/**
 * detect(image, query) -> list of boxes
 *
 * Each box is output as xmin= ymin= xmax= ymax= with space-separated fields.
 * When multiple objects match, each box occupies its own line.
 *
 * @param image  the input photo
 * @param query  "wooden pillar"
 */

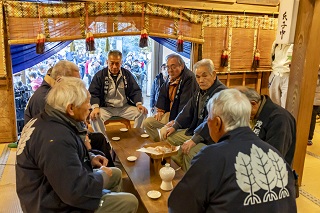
xmin=286 ymin=0 xmax=320 ymax=185
xmin=190 ymin=43 xmax=202 ymax=69
xmin=0 ymin=2 xmax=17 ymax=143
xmin=255 ymin=72 xmax=262 ymax=92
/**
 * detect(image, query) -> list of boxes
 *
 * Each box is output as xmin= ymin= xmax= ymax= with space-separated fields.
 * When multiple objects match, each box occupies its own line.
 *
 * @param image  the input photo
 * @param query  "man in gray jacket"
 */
xmin=162 ymin=59 xmax=226 ymax=170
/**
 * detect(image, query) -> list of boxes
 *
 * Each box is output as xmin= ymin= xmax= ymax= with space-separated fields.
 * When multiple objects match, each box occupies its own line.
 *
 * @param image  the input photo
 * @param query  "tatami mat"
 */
xmin=0 ymin=144 xmax=22 ymax=213
xmin=0 ymin=121 xmax=320 ymax=212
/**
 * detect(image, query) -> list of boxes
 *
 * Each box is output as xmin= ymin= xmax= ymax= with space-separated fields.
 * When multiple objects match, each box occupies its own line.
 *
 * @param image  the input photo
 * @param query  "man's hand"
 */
xmin=90 ymin=107 xmax=100 ymax=121
xmin=154 ymin=112 xmax=164 ymax=121
xmin=181 ymin=140 xmax=196 ymax=154
xmin=162 ymin=127 xmax=176 ymax=139
xmin=91 ymin=155 xmax=108 ymax=168
xmin=137 ymin=105 xmax=148 ymax=114
xmin=100 ymin=166 xmax=113 ymax=177
xmin=165 ymin=120 xmax=175 ymax=128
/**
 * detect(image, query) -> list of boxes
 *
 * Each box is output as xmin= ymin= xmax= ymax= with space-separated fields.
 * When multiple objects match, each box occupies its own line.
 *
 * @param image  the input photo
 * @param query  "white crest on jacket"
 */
xmin=235 ymin=144 xmax=289 ymax=206
xmin=16 ymin=118 xmax=37 ymax=156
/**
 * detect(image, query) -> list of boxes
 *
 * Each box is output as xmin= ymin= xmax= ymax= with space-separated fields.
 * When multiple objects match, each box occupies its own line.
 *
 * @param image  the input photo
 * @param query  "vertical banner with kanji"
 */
xmin=276 ymin=0 xmax=300 ymax=44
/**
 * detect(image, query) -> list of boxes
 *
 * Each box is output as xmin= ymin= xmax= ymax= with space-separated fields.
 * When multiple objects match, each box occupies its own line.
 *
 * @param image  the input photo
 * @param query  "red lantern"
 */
xmin=177 ymin=35 xmax=184 ymax=52
xmin=252 ymin=49 xmax=260 ymax=69
xmin=139 ymin=29 xmax=148 ymax=48
xmin=36 ymin=33 xmax=45 ymax=54
xmin=86 ymin=31 xmax=95 ymax=51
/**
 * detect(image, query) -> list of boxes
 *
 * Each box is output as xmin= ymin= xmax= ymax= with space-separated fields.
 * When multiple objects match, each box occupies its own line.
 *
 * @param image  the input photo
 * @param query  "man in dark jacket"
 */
xmin=162 ymin=59 xmax=227 ymax=170
xmin=150 ymin=63 xmax=168 ymax=113
xmin=24 ymin=61 xmax=79 ymax=124
xmin=238 ymin=87 xmax=296 ymax=166
xmin=143 ymin=54 xmax=198 ymax=141
xmin=168 ymin=89 xmax=297 ymax=213
xmin=89 ymin=50 xmax=148 ymax=134
xmin=23 ymin=61 xmax=114 ymax=166
xmin=16 ymin=77 xmax=138 ymax=213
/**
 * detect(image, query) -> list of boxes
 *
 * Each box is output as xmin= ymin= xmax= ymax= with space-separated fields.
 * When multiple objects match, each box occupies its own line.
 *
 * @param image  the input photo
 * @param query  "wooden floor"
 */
xmin=1 ymin=122 xmax=320 ymax=213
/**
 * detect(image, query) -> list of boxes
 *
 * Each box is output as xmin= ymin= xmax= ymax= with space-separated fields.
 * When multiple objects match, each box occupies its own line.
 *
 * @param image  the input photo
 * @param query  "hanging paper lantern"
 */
xmin=86 ymin=31 xmax=95 ymax=52
xmin=36 ymin=33 xmax=45 ymax=54
xmin=139 ymin=29 xmax=148 ymax=48
xmin=252 ymin=49 xmax=260 ymax=69
xmin=177 ymin=35 xmax=184 ymax=52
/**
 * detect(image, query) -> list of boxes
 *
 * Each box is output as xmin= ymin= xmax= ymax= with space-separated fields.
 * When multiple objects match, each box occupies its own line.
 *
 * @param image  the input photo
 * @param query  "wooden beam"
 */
xmin=77 ymin=0 xmax=279 ymax=14
xmin=287 ymin=0 xmax=320 ymax=185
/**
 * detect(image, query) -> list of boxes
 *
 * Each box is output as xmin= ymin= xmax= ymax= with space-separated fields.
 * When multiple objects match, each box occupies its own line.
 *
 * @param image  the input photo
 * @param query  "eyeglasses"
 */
xmin=166 ymin=64 xmax=179 ymax=70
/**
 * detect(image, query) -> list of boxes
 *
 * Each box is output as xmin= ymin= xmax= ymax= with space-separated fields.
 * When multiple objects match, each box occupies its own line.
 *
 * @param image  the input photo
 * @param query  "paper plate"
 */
xmin=141 ymin=133 xmax=149 ymax=138
xmin=127 ymin=156 xmax=137 ymax=162
xmin=111 ymin=137 xmax=120 ymax=141
xmin=147 ymin=190 xmax=161 ymax=199
xmin=120 ymin=128 xmax=128 ymax=132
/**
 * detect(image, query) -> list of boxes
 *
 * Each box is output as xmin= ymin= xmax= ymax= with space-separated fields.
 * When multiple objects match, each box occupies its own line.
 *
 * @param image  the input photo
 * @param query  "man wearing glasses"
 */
xmin=143 ymin=54 xmax=198 ymax=141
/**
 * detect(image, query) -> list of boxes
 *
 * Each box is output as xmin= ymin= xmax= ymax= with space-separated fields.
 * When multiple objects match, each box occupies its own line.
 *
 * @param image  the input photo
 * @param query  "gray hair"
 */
xmin=108 ymin=50 xmax=122 ymax=59
xmin=51 ymin=60 xmax=79 ymax=80
xmin=207 ymin=89 xmax=251 ymax=132
xmin=46 ymin=77 xmax=88 ymax=113
xmin=166 ymin=54 xmax=185 ymax=66
xmin=237 ymin=87 xmax=261 ymax=103
xmin=193 ymin=59 xmax=215 ymax=75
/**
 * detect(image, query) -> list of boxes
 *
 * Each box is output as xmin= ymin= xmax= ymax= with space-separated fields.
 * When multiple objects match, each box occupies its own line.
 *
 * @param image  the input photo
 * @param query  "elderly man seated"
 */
xmin=89 ymin=50 xmax=148 ymax=136
xmin=168 ymin=89 xmax=297 ymax=212
xmin=23 ymin=60 xmax=114 ymax=166
xmin=143 ymin=54 xmax=198 ymax=141
xmin=16 ymin=77 xmax=138 ymax=213
xmin=24 ymin=61 xmax=80 ymax=124
xmin=237 ymin=87 xmax=296 ymax=165
xmin=161 ymin=59 xmax=227 ymax=171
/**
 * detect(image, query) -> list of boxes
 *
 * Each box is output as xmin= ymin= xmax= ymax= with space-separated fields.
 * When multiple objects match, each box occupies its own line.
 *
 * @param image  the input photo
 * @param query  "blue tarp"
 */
xmin=10 ymin=37 xmax=191 ymax=74
xmin=11 ymin=41 xmax=72 ymax=74
xmin=151 ymin=36 xmax=191 ymax=59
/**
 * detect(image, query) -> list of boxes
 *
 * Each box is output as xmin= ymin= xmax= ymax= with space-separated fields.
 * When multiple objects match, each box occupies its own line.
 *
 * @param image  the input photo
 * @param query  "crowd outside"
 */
xmin=12 ymin=40 xmax=151 ymax=139
xmin=123 ymin=51 xmax=148 ymax=90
